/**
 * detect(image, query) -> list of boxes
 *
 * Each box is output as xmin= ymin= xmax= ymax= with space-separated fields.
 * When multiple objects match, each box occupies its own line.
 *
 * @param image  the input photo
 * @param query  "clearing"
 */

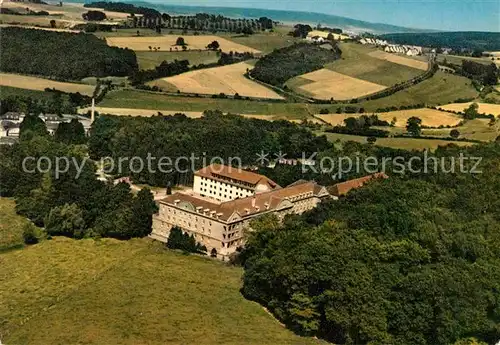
xmin=317 ymin=108 xmax=463 ymax=127
xmin=438 ymin=102 xmax=500 ymax=116
xmin=289 ymin=69 xmax=386 ymax=100
xmin=149 ymin=62 xmax=284 ymax=100
xmin=0 ymin=73 xmax=95 ymax=96
xmin=106 ymin=35 xmax=261 ymax=53
xmin=325 ymin=43 xmax=424 ymax=86
xmin=0 ymin=236 xmax=323 ymax=345
xmin=368 ymin=50 xmax=429 ymax=71
xmin=136 ymin=50 xmax=219 ymax=70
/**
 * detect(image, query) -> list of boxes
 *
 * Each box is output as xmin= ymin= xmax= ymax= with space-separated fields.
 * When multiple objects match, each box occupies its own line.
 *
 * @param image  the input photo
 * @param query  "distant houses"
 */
xmin=358 ymin=37 xmax=423 ymax=56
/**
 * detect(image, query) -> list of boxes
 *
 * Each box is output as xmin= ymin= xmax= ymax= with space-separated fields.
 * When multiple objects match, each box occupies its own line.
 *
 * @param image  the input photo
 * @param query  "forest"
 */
xmin=88 ymin=111 xmax=331 ymax=186
xmin=0 ymin=27 xmax=138 ymax=80
xmin=241 ymin=141 xmax=500 ymax=345
xmin=0 ymin=115 xmax=157 ymax=240
xmin=381 ymin=31 xmax=500 ymax=51
xmin=85 ymin=1 xmax=161 ymax=17
xmin=250 ymin=43 xmax=342 ymax=86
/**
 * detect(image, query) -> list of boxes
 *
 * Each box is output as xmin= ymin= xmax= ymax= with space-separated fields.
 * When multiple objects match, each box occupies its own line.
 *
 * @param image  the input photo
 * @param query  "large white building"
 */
xmin=193 ymin=163 xmax=280 ymax=202
xmin=152 ymin=165 xmax=332 ymax=260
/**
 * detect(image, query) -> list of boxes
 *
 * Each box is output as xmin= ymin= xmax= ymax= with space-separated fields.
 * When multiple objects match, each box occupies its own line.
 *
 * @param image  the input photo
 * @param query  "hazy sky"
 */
xmin=150 ymin=0 xmax=500 ymax=31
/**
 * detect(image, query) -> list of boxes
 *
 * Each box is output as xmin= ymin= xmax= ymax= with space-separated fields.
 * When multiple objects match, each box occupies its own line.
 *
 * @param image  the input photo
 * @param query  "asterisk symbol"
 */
xmin=256 ymin=150 xmax=269 ymax=166
xmin=274 ymin=151 xmax=287 ymax=162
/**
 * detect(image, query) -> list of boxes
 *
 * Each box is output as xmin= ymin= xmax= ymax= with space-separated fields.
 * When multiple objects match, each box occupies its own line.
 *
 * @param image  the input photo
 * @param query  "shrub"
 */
xmin=23 ymin=223 xmax=39 ymax=245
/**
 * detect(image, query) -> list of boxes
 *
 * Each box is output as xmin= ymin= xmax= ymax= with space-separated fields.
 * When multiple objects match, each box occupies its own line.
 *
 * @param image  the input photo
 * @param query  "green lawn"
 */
xmin=136 ymin=50 xmax=220 ymax=70
xmin=325 ymin=43 xmax=424 ymax=86
xmin=0 ymin=198 xmax=29 ymax=251
xmin=0 ymin=237 xmax=324 ymax=345
xmin=321 ymin=132 xmax=475 ymax=151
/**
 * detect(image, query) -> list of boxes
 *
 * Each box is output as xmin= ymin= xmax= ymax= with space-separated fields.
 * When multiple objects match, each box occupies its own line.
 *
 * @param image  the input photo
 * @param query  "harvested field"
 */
xmin=307 ymin=30 xmax=350 ymax=40
xmin=292 ymin=69 xmax=386 ymax=100
xmin=150 ymin=62 xmax=284 ymax=99
xmin=438 ymin=102 xmax=500 ymax=116
xmin=317 ymin=108 xmax=462 ymax=127
xmin=0 ymin=73 xmax=95 ymax=96
xmin=369 ymin=50 xmax=428 ymax=71
xmin=106 ymin=35 xmax=261 ymax=53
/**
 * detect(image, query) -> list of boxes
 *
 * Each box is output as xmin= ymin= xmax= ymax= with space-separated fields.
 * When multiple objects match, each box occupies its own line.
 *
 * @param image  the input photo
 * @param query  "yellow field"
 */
xmin=295 ymin=69 xmax=386 ymax=100
xmin=0 ymin=73 xmax=95 ymax=95
xmin=106 ymin=35 xmax=261 ymax=53
xmin=317 ymin=108 xmax=463 ymax=127
xmin=438 ymin=102 xmax=500 ymax=116
xmin=150 ymin=62 xmax=284 ymax=99
xmin=0 ymin=23 xmax=80 ymax=33
xmin=307 ymin=30 xmax=350 ymax=40
xmin=369 ymin=50 xmax=428 ymax=71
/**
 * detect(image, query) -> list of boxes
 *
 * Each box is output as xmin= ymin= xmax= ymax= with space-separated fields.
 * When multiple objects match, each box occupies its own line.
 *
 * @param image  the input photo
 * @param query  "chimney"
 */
xmin=90 ymin=98 xmax=95 ymax=124
xmin=166 ymin=181 xmax=172 ymax=195
xmin=251 ymin=195 xmax=256 ymax=208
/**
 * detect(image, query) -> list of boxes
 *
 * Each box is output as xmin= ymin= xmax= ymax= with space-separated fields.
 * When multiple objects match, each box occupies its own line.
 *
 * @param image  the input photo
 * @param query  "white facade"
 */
xmin=193 ymin=175 xmax=254 ymax=202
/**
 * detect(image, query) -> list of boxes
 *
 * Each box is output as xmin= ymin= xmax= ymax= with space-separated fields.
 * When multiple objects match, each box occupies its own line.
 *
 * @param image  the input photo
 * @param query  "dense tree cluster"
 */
xmin=461 ymin=61 xmax=499 ymax=86
xmin=82 ymin=10 xmax=106 ymax=21
xmin=0 ymin=91 xmax=90 ymax=116
xmin=381 ymin=32 xmax=500 ymax=52
xmin=84 ymin=1 xmax=161 ymax=17
xmin=88 ymin=111 xmax=330 ymax=186
xmin=326 ymin=115 xmax=391 ymax=137
xmin=167 ymin=227 xmax=207 ymax=254
xmin=242 ymin=142 xmax=500 ymax=345
xmin=289 ymin=24 xmax=313 ymax=38
xmin=0 ymin=116 xmax=158 ymax=239
xmin=1 ymin=27 xmax=138 ymax=80
xmin=250 ymin=43 xmax=342 ymax=86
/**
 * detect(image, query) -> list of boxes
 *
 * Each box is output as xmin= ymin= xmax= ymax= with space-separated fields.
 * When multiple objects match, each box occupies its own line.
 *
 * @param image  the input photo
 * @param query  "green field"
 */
xmin=437 ymin=53 xmax=498 ymax=66
xmin=360 ymin=71 xmax=478 ymax=109
xmin=0 ymin=198 xmax=29 ymax=251
xmin=136 ymin=50 xmax=220 ymax=70
xmin=98 ymin=89 xmax=314 ymax=118
xmin=222 ymin=33 xmax=300 ymax=54
xmin=0 ymin=236 xmax=324 ymax=345
xmin=94 ymin=28 xmax=163 ymax=37
xmin=325 ymin=43 xmax=424 ymax=86
xmin=320 ymin=132 xmax=475 ymax=150
xmin=0 ymin=85 xmax=55 ymax=100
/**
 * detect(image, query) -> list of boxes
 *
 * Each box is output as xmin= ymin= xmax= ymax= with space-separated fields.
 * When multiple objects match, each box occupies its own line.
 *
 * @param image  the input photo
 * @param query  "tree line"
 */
xmin=241 ymin=141 xmax=500 ymax=345
xmin=1 ymin=27 xmax=138 ymax=81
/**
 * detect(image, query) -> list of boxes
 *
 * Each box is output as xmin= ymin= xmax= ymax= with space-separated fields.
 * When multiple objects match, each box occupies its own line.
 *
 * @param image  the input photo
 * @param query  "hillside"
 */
xmin=1 ymin=237 xmax=324 ymax=345
xmin=0 ymin=27 xmax=138 ymax=80
xmin=381 ymin=31 xmax=500 ymax=51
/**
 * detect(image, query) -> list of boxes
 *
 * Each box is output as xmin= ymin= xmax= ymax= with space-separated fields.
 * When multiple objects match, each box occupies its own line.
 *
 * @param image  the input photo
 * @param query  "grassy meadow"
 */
xmin=0 ymin=198 xmax=29 ymax=251
xmin=0 ymin=235 xmax=324 ymax=345
xmin=325 ymin=43 xmax=424 ymax=86
xmin=136 ymin=50 xmax=220 ymax=70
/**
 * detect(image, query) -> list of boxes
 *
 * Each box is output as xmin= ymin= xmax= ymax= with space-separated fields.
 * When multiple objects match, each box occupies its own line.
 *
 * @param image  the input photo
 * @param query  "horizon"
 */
xmin=143 ymin=0 xmax=500 ymax=32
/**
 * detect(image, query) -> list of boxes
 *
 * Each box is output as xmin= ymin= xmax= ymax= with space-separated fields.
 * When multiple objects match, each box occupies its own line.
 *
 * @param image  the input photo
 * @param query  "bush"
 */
xmin=23 ymin=223 xmax=39 ymax=245
xmin=167 ymin=227 xmax=207 ymax=254
xmin=319 ymin=108 xmax=330 ymax=114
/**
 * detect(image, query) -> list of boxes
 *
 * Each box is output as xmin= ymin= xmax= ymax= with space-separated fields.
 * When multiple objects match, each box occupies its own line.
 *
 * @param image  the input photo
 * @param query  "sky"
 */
xmin=149 ymin=0 xmax=500 ymax=31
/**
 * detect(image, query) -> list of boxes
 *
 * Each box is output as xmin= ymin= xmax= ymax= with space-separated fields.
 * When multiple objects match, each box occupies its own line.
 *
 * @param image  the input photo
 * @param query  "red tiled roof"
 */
xmin=328 ymin=173 xmax=388 ymax=197
xmin=159 ymin=180 xmax=329 ymax=222
xmin=194 ymin=164 xmax=280 ymax=189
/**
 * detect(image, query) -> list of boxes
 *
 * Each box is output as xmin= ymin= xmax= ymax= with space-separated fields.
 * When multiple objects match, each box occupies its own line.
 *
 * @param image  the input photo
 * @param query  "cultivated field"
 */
xmin=150 ymin=62 xmax=284 ymax=99
xmin=106 ymin=35 xmax=261 ymax=53
xmin=368 ymin=50 xmax=429 ymax=71
xmin=290 ymin=69 xmax=386 ymax=100
xmin=317 ymin=108 xmax=463 ymax=127
xmin=0 ymin=73 xmax=95 ymax=96
xmin=136 ymin=50 xmax=219 ymax=69
xmin=79 ymin=106 xmax=205 ymax=118
xmin=325 ymin=43 xmax=424 ymax=86
xmin=438 ymin=102 xmax=500 ymax=116
xmin=0 ymin=236 xmax=324 ymax=345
